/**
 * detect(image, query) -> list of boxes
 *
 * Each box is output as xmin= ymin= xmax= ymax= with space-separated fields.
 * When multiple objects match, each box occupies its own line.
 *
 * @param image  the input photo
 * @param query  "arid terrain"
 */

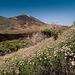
xmin=0 ymin=14 xmax=67 ymax=42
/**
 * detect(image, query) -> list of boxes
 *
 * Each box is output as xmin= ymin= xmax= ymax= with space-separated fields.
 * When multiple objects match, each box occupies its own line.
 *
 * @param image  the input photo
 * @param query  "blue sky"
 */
xmin=0 ymin=0 xmax=75 ymax=26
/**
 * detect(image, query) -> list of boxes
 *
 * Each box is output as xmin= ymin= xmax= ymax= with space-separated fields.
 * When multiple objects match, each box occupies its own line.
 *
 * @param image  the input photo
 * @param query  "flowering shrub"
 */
xmin=0 ymin=29 xmax=75 ymax=75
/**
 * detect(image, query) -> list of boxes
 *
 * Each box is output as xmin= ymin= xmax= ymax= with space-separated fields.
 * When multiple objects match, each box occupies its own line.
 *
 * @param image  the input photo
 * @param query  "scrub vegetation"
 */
xmin=0 ymin=25 xmax=75 ymax=75
xmin=0 ymin=39 xmax=30 ymax=56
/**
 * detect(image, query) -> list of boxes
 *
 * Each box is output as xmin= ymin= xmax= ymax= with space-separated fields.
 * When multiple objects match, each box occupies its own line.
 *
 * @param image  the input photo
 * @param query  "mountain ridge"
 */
xmin=0 ymin=14 xmax=68 ymax=35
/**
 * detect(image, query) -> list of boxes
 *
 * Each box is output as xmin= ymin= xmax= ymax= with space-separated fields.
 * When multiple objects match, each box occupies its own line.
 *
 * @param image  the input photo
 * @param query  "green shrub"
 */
xmin=40 ymin=28 xmax=58 ymax=40
xmin=40 ymin=28 xmax=52 ymax=37
xmin=73 ymin=21 xmax=75 ymax=25
xmin=0 ymin=39 xmax=30 ymax=55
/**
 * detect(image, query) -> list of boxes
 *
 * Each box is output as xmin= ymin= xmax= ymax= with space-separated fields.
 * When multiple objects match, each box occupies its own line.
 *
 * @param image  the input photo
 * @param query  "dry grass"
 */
xmin=0 ymin=25 xmax=47 ymax=34
xmin=0 ymin=24 xmax=67 ymax=34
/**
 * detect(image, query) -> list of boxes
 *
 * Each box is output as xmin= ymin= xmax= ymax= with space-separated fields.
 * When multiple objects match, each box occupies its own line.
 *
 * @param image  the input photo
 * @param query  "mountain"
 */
xmin=0 ymin=14 xmax=68 ymax=34
xmin=13 ymin=14 xmax=45 ymax=28
xmin=0 ymin=14 xmax=46 ymax=34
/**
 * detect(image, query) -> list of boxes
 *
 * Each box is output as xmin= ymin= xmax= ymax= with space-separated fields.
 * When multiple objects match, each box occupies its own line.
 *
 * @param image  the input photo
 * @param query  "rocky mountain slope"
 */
xmin=0 ymin=14 xmax=68 ymax=34
xmin=0 ymin=14 xmax=68 ymax=42
xmin=0 ymin=14 xmax=46 ymax=34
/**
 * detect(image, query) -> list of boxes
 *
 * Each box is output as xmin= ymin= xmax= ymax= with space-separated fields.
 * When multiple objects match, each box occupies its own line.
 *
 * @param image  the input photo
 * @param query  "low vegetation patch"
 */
xmin=0 ymin=29 xmax=75 ymax=75
xmin=40 ymin=28 xmax=58 ymax=40
xmin=0 ymin=39 xmax=30 ymax=56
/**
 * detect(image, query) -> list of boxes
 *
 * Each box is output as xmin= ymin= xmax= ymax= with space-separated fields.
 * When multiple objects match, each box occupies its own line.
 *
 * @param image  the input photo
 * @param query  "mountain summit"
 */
xmin=13 ymin=14 xmax=45 ymax=25
xmin=20 ymin=13 xmax=26 ymax=16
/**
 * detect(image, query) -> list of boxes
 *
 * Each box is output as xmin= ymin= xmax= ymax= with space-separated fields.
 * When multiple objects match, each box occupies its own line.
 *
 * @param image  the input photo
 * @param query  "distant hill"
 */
xmin=0 ymin=16 xmax=19 ymax=33
xmin=0 ymin=14 xmax=68 ymax=35
xmin=13 ymin=14 xmax=45 ymax=28
xmin=0 ymin=14 xmax=46 ymax=34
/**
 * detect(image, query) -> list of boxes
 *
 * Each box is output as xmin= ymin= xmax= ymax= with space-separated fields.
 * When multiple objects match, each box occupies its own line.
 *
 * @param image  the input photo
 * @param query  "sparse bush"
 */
xmin=73 ymin=21 xmax=75 ymax=25
xmin=40 ymin=28 xmax=52 ymax=37
xmin=40 ymin=28 xmax=58 ymax=40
